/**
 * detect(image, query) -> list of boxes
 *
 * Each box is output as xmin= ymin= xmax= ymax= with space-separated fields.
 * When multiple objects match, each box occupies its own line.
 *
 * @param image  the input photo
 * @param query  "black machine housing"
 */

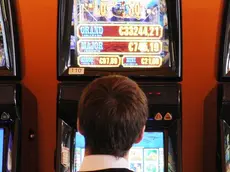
xmin=217 ymin=0 xmax=230 ymax=81
xmin=57 ymin=0 xmax=183 ymax=81
xmin=0 ymin=84 xmax=38 ymax=172
xmin=0 ymin=0 xmax=20 ymax=80
xmin=56 ymin=0 xmax=183 ymax=171
xmin=0 ymin=1 xmax=38 ymax=171
xmin=56 ymin=83 xmax=182 ymax=172
xmin=0 ymin=84 xmax=21 ymax=171
xmin=216 ymin=0 xmax=230 ymax=171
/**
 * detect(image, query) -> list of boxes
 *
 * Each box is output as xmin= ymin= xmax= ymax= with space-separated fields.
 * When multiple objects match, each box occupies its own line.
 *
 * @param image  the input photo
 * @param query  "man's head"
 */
xmin=77 ymin=75 xmax=148 ymax=157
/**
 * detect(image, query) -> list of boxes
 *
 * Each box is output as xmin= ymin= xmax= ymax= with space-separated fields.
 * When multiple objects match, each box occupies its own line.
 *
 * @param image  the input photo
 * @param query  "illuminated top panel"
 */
xmin=0 ymin=18 xmax=7 ymax=68
xmin=73 ymin=0 xmax=168 ymax=68
xmin=218 ymin=0 xmax=230 ymax=81
xmin=58 ymin=0 xmax=182 ymax=81
xmin=0 ymin=1 xmax=20 ymax=80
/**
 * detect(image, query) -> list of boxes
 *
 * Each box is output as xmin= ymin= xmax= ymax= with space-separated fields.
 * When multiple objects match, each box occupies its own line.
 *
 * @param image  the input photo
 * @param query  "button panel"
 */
xmin=164 ymin=113 xmax=172 ymax=120
xmin=154 ymin=113 xmax=163 ymax=120
xmin=153 ymin=112 xmax=173 ymax=121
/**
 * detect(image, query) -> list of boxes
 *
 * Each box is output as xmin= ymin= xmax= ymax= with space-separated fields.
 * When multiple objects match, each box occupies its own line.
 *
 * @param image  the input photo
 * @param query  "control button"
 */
xmin=28 ymin=129 xmax=35 ymax=140
xmin=148 ymin=92 xmax=161 ymax=96
xmin=148 ymin=92 xmax=153 ymax=95
xmin=155 ymin=92 xmax=161 ymax=96
xmin=164 ymin=113 xmax=172 ymax=121
xmin=154 ymin=113 xmax=163 ymax=120
xmin=1 ymin=112 xmax=10 ymax=120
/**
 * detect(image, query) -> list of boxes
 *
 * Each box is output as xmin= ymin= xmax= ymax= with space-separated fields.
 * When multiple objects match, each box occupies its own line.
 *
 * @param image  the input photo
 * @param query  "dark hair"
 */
xmin=78 ymin=75 xmax=148 ymax=157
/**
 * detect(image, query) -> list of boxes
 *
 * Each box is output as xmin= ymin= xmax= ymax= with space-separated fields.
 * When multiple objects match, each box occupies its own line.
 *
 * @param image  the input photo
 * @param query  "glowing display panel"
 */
xmin=0 ymin=7 xmax=8 ymax=68
xmin=0 ymin=128 xmax=4 ymax=172
xmin=74 ymin=132 xmax=164 ymax=172
xmin=223 ymin=121 xmax=230 ymax=172
xmin=71 ymin=0 xmax=169 ymax=69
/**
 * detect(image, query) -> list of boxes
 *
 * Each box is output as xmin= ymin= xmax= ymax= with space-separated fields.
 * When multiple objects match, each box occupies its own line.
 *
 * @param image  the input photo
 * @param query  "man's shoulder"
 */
xmin=79 ymin=168 xmax=133 ymax=172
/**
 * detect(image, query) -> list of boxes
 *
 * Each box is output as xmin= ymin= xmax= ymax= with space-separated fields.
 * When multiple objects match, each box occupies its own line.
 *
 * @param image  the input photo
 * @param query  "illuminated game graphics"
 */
xmin=0 ymin=6 xmax=6 ymax=68
xmin=71 ymin=0 xmax=169 ymax=69
xmin=7 ymin=133 xmax=12 ymax=172
xmin=74 ymin=132 xmax=164 ymax=172
xmin=168 ymin=137 xmax=176 ymax=172
xmin=0 ymin=129 xmax=4 ymax=172
xmin=223 ymin=121 xmax=230 ymax=172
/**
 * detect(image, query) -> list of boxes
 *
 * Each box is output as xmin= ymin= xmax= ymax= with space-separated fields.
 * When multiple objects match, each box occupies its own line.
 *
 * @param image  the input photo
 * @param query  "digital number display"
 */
xmin=77 ymin=40 xmax=162 ymax=54
xmin=122 ymin=56 xmax=162 ymax=68
xmin=77 ymin=24 xmax=163 ymax=39
xmin=78 ymin=55 xmax=120 ymax=67
xmin=71 ymin=0 xmax=169 ymax=69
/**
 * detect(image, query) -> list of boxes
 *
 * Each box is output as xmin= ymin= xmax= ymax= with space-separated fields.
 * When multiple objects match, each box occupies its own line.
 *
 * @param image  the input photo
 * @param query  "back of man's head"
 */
xmin=77 ymin=75 xmax=148 ymax=157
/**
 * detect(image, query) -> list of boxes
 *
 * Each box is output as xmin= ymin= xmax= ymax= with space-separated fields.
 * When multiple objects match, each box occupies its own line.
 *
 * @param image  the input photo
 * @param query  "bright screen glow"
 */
xmin=223 ymin=121 xmax=230 ymax=172
xmin=74 ymin=132 xmax=164 ymax=172
xmin=70 ymin=0 xmax=170 ymax=69
xmin=0 ymin=128 xmax=4 ymax=172
xmin=0 ymin=6 xmax=8 ymax=68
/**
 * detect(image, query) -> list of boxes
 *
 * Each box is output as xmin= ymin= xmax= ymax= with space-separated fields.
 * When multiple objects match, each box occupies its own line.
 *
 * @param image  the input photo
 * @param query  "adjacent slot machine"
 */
xmin=217 ymin=0 xmax=230 ymax=172
xmin=56 ymin=0 xmax=182 ymax=172
xmin=0 ymin=1 xmax=37 ymax=171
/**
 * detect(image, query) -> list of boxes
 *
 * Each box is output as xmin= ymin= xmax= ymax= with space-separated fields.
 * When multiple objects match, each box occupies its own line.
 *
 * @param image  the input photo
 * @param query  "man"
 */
xmin=77 ymin=75 xmax=149 ymax=172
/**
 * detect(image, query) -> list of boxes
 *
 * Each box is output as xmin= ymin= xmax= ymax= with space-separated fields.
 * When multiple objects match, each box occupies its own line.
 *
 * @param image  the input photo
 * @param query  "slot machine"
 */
xmin=56 ymin=0 xmax=182 ymax=172
xmin=0 ymin=1 xmax=38 ymax=171
xmin=217 ymin=0 xmax=230 ymax=172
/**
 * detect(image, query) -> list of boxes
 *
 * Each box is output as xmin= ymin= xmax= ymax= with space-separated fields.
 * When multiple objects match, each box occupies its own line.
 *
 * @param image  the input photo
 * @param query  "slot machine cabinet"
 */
xmin=57 ymin=0 xmax=182 ymax=81
xmin=0 ymin=84 xmax=38 ymax=172
xmin=0 ymin=84 xmax=21 ymax=171
xmin=218 ymin=0 xmax=230 ymax=82
xmin=217 ymin=0 xmax=230 ymax=171
xmin=56 ymin=0 xmax=182 ymax=171
xmin=0 ymin=0 xmax=38 ymax=171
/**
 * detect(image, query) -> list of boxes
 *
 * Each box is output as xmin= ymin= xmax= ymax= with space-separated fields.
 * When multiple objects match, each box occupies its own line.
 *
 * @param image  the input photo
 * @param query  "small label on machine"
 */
xmin=68 ymin=67 xmax=85 ymax=75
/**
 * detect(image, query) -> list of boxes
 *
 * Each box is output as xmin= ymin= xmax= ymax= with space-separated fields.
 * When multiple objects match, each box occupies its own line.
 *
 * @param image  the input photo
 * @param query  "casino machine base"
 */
xmin=0 ymin=84 xmax=38 ymax=172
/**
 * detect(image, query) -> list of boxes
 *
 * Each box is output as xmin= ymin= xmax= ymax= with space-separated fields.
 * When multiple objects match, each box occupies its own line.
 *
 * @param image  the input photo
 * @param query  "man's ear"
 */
xmin=135 ymin=126 xmax=145 ymax=144
xmin=77 ymin=119 xmax=84 ymax=135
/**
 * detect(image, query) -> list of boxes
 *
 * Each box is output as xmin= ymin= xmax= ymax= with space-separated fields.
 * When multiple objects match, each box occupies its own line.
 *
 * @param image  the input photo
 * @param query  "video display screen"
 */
xmin=223 ymin=121 xmax=230 ymax=172
xmin=60 ymin=121 xmax=72 ymax=171
xmin=7 ymin=133 xmax=12 ymax=172
xmin=70 ymin=0 xmax=169 ymax=69
xmin=0 ymin=128 xmax=4 ymax=172
xmin=168 ymin=137 xmax=176 ymax=172
xmin=74 ymin=132 xmax=164 ymax=172
xmin=0 ymin=6 xmax=8 ymax=68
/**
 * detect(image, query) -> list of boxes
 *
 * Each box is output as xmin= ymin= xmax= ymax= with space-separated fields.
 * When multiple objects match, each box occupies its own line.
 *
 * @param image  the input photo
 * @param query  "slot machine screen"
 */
xmin=59 ymin=121 xmax=72 ymax=171
xmin=223 ymin=121 xmax=230 ymax=172
xmin=59 ymin=0 xmax=182 ymax=79
xmin=0 ymin=128 xmax=4 ymax=172
xmin=74 ymin=132 xmax=164 ymax=172
xmin=168 ymin=137 xmax=176 ymax=172
xmin=0 ymin=6 xmax=8 ymax=69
